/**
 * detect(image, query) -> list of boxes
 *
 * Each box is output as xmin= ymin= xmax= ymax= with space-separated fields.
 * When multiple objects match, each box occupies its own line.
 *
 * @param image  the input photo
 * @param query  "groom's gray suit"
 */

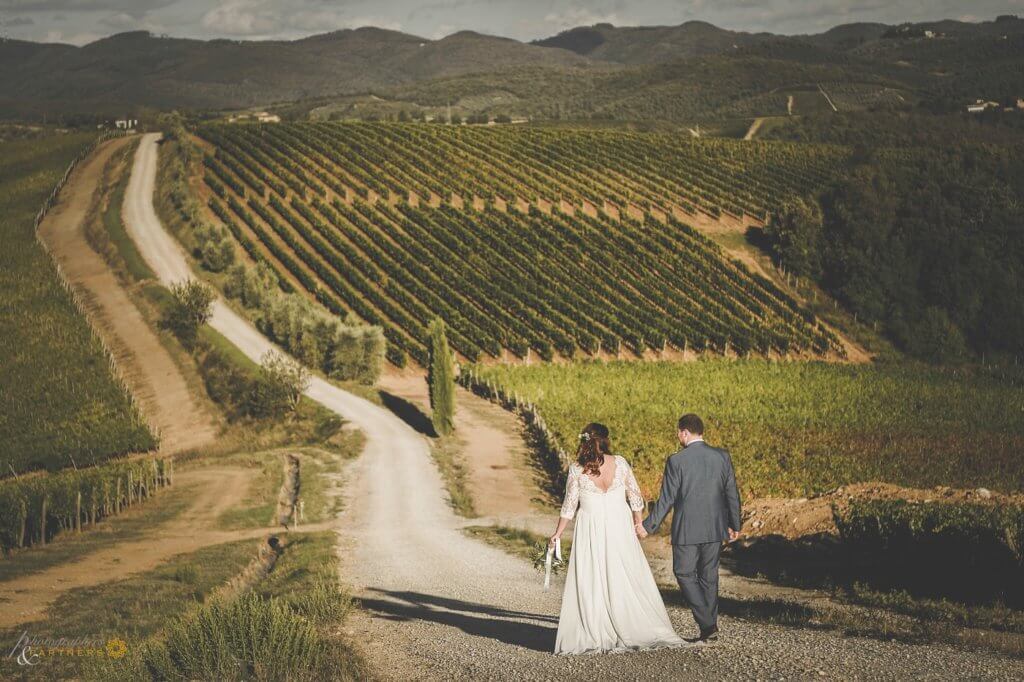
xmin=642 ymin=439 xmax=741 ymax=634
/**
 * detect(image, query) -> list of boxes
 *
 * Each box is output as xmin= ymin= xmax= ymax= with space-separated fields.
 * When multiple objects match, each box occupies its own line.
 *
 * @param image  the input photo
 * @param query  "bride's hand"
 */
xmin=548 ymin=534 xmax=560 ymax=547
xmin=635 ymin=523 xmax=648 ymax=539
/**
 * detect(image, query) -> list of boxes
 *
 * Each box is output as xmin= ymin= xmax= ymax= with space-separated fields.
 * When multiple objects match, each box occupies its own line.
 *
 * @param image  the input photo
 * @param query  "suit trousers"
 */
xmin=672 ymin=541 xmax=722 ymax=632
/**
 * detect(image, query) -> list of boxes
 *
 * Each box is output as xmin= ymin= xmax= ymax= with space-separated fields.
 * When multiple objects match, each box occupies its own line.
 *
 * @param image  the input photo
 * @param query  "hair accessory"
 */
xmin=578 ymin=432 xmax=591 ymax=441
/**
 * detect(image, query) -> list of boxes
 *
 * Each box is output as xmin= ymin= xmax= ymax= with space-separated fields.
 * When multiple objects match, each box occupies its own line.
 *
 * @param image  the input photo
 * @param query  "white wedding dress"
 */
xmin=554 ymin=455 xmax=684 ymax=654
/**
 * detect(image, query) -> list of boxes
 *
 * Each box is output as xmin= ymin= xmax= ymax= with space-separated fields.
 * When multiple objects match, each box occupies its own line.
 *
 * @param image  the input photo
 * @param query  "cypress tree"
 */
xmin=427 ymin=318 xmax=455 ymax=436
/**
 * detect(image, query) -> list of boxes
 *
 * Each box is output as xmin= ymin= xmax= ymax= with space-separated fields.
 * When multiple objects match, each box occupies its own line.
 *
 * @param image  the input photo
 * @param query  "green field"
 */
xmin=0 ymin=133 xmax=156 ymax=477
xmin=472 ymin=360 xmax=1024 ymax=498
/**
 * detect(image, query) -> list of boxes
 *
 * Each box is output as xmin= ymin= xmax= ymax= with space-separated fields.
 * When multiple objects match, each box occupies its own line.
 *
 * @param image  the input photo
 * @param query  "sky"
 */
xmin=0 ymin=0 xmax=1021 ymax=46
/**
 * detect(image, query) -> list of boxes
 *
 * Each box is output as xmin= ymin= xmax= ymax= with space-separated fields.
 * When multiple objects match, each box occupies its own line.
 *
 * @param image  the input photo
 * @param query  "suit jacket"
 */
xmin=642 ymin=440 xmax=741 ymax=545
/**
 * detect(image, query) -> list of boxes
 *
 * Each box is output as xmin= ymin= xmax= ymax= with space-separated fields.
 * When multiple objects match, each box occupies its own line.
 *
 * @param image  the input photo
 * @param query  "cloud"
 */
xmin=0 ymin=14 xmax=33 ymax=25
xmin=0 ymin=0 xmax=176 ymax=16
xmin=201 ymin=0 xmax=276 ymax=35
xmin=543 ymin=5 xmax=622 ymax=31
xmin=200 ymin=0 xmax=401 ymax=38
xmin=42 ymin=27 xmax=101 ymax=43
xmin=4 ymin=0 xmax=1024 ymax=45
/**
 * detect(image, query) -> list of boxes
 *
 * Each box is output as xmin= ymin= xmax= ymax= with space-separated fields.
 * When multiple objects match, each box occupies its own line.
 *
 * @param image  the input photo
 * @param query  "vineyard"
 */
xmin=0 ymin=456 xmax=173 ymax=553
xmin=0 ymin=133 xmax=156 ymax=478
xmin=195 ymin=122 xmax=846 ymax=366
xmin=465 ymin=361 xmax=1024 ymax=498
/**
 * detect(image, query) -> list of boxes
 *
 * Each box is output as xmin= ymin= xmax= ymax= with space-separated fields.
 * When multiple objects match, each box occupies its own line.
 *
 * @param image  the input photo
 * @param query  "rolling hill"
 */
xmin=1 ymin=16 xmax=1022 ymax=120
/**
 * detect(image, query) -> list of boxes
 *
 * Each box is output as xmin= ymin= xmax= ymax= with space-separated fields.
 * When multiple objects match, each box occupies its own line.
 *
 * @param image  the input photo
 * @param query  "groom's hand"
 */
xmin=727 ymin=528 xmax=740 ymax=543
xmin=635 ymin=523 xmax=648 ymax=539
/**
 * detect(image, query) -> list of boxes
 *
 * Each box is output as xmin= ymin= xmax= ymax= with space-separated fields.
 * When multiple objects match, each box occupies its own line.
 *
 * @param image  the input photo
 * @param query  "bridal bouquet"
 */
xmin=535 ymin=539 xmax=566 ymax=589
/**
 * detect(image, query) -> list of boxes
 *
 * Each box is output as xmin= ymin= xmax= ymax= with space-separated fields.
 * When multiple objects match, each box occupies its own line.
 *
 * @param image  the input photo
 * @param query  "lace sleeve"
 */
xmin=622 ymin=457 xmax=646 ymax=512
xmin=560 ymin=466 xmax=581 ymax=519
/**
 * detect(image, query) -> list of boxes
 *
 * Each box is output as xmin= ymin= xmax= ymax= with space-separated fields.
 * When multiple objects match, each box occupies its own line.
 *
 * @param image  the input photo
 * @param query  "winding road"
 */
xmin=122 ymin=133 xmax=1023 ymax=680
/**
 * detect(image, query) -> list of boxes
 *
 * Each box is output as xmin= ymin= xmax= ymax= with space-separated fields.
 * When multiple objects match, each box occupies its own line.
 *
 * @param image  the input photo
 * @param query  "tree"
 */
xmin=162 ymin=280 xmax=214 ymax=348
xmin=764 ymin=196 xmax=823 ymax=280
xmin=258 ymin=351 xmax=310 ymax=415
xmin=899 ymin=307 xmax=969 ymax=364
xmin=427 ymin=318 xmax=455 ymax=436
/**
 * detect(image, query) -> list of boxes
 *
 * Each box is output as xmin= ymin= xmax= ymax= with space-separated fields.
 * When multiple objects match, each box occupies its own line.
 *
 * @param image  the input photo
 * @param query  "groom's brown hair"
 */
xmin=677 ymin=413 xmax=704 ymax=435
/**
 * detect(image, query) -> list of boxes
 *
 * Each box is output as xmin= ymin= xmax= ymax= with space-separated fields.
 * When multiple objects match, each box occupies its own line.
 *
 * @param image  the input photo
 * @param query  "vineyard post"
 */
xmin=90 ymin=488 xmax=97 ymax=525
xmin=128 ymin=470 xmax=134 ymax=506
xmin=40 ymin=496 xmax=48 ymax=546
xmin=115 ymin=478 xmax=121 ymax=514
xmin=18 ymin=500 xmax=26 ymax=549
xmin=76 ymin=491 xmax=82 ymax=533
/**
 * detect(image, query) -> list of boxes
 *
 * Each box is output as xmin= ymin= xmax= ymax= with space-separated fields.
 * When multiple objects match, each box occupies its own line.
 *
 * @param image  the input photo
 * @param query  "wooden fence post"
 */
xmin=18 ymin=500 xmax=26 ymax=549
xmin=40 ymin=497 xmax=48 ymax=546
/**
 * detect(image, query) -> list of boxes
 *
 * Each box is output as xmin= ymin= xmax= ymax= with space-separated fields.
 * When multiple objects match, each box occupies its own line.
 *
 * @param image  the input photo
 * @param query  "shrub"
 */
xmin=194 ymin=223 xmax=236 ymax=272
xmin=130 ymin=594 xmax=344 ymax=681
xmin=259 ymin=351 xmax=310 ymax=415
xmin=162 ymin=279 xmax=215 ymax=348
xmin=834 ymin=499 xmax=1024 ymax=606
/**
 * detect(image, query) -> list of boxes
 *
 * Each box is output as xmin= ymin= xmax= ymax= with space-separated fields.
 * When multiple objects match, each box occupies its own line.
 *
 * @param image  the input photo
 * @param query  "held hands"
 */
xmin=634 ymin=523 xmax=648 ymax=539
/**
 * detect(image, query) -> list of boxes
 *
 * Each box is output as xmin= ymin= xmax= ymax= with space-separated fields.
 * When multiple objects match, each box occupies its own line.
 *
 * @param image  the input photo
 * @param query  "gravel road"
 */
xmin=124 ymin=133 xmax=1024 ymax=681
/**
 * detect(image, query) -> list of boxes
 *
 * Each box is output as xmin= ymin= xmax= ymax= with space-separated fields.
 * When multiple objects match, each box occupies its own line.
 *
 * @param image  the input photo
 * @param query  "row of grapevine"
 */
xmin=196 ymin=122 xmax=843 ymax=365
xmin=0 ymin=456 xmax=173 ymax=552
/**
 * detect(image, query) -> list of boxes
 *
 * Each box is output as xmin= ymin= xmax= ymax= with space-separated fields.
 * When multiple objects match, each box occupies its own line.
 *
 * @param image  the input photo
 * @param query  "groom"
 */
xmin=637 ymin=413 xmax=741 ymax=642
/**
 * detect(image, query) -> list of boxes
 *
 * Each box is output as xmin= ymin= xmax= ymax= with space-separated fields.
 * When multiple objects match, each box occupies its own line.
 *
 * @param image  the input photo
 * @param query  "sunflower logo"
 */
xmin=105 ymin=638 xmax=128 ymax=659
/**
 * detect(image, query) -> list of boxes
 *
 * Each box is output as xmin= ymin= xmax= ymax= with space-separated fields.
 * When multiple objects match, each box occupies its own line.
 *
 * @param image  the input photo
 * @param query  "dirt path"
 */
xmin=380 ymin=371 xmax=544 ymax=520
xmin=0 ymin=467 xmax=264 ymax=627
xmin=38 ymin=137 xmax=217 ymax=454
xmin=743 ymin=117 xmax=765 ymax=140
xmin=122 ymin=133 xmax=1022 ymax=679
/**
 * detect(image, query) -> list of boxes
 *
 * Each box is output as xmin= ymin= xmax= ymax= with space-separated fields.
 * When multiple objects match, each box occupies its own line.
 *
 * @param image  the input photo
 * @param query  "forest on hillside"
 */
xmin=762 ymin=112 xmax=1024 ymax=362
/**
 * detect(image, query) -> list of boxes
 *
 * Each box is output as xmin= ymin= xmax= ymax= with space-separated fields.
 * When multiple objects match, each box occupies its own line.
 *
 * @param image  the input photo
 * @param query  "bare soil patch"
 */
xmin=0 ymin=466 xmax=261 ymax=627
xmin=379 ymin=370 xmax=544 ymax=520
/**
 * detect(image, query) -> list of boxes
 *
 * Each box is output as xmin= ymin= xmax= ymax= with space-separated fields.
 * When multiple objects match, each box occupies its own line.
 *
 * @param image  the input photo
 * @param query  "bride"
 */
xmin=549 ymin=423 xmax=684 ymax=654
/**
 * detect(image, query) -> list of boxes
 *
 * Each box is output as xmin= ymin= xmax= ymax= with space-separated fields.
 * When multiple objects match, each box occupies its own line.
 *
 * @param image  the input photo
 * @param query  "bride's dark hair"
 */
xmin=576 ymin=422 xmax=611 ymax=476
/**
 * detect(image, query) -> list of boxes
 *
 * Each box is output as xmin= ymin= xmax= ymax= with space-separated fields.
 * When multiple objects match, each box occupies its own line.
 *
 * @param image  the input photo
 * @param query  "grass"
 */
xmin=472 ymin=359 xmax=1024 ymax=498
xmin=95 ymin=531 xmax=366 ymax=681
xmin=214 ymin=444 xmax=357 ymax=530
xmin=100 ymin=143 xmax=154 ymax=282
xmin=0 ymin=538 xmax=258 ymax=680
xmin=719 ymin=590 xmax=1024 ymax=658
xmin=464 ymin=524 xmax=572 ymax=567
xmin=0 ymin=133 xmax=156 ymax=477
xmin=431 ymin=434 xmax=477 ymax=518
xmin=139 ymin=283 xmax=357 ymax=458
xmin=0 ymin=479 xmax=197 ymax=584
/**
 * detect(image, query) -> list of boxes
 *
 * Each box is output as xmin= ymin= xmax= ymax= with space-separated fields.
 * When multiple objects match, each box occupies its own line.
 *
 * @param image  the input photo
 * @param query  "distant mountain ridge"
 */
xmin=0 ymin=15 xmax=1020 ymax=117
